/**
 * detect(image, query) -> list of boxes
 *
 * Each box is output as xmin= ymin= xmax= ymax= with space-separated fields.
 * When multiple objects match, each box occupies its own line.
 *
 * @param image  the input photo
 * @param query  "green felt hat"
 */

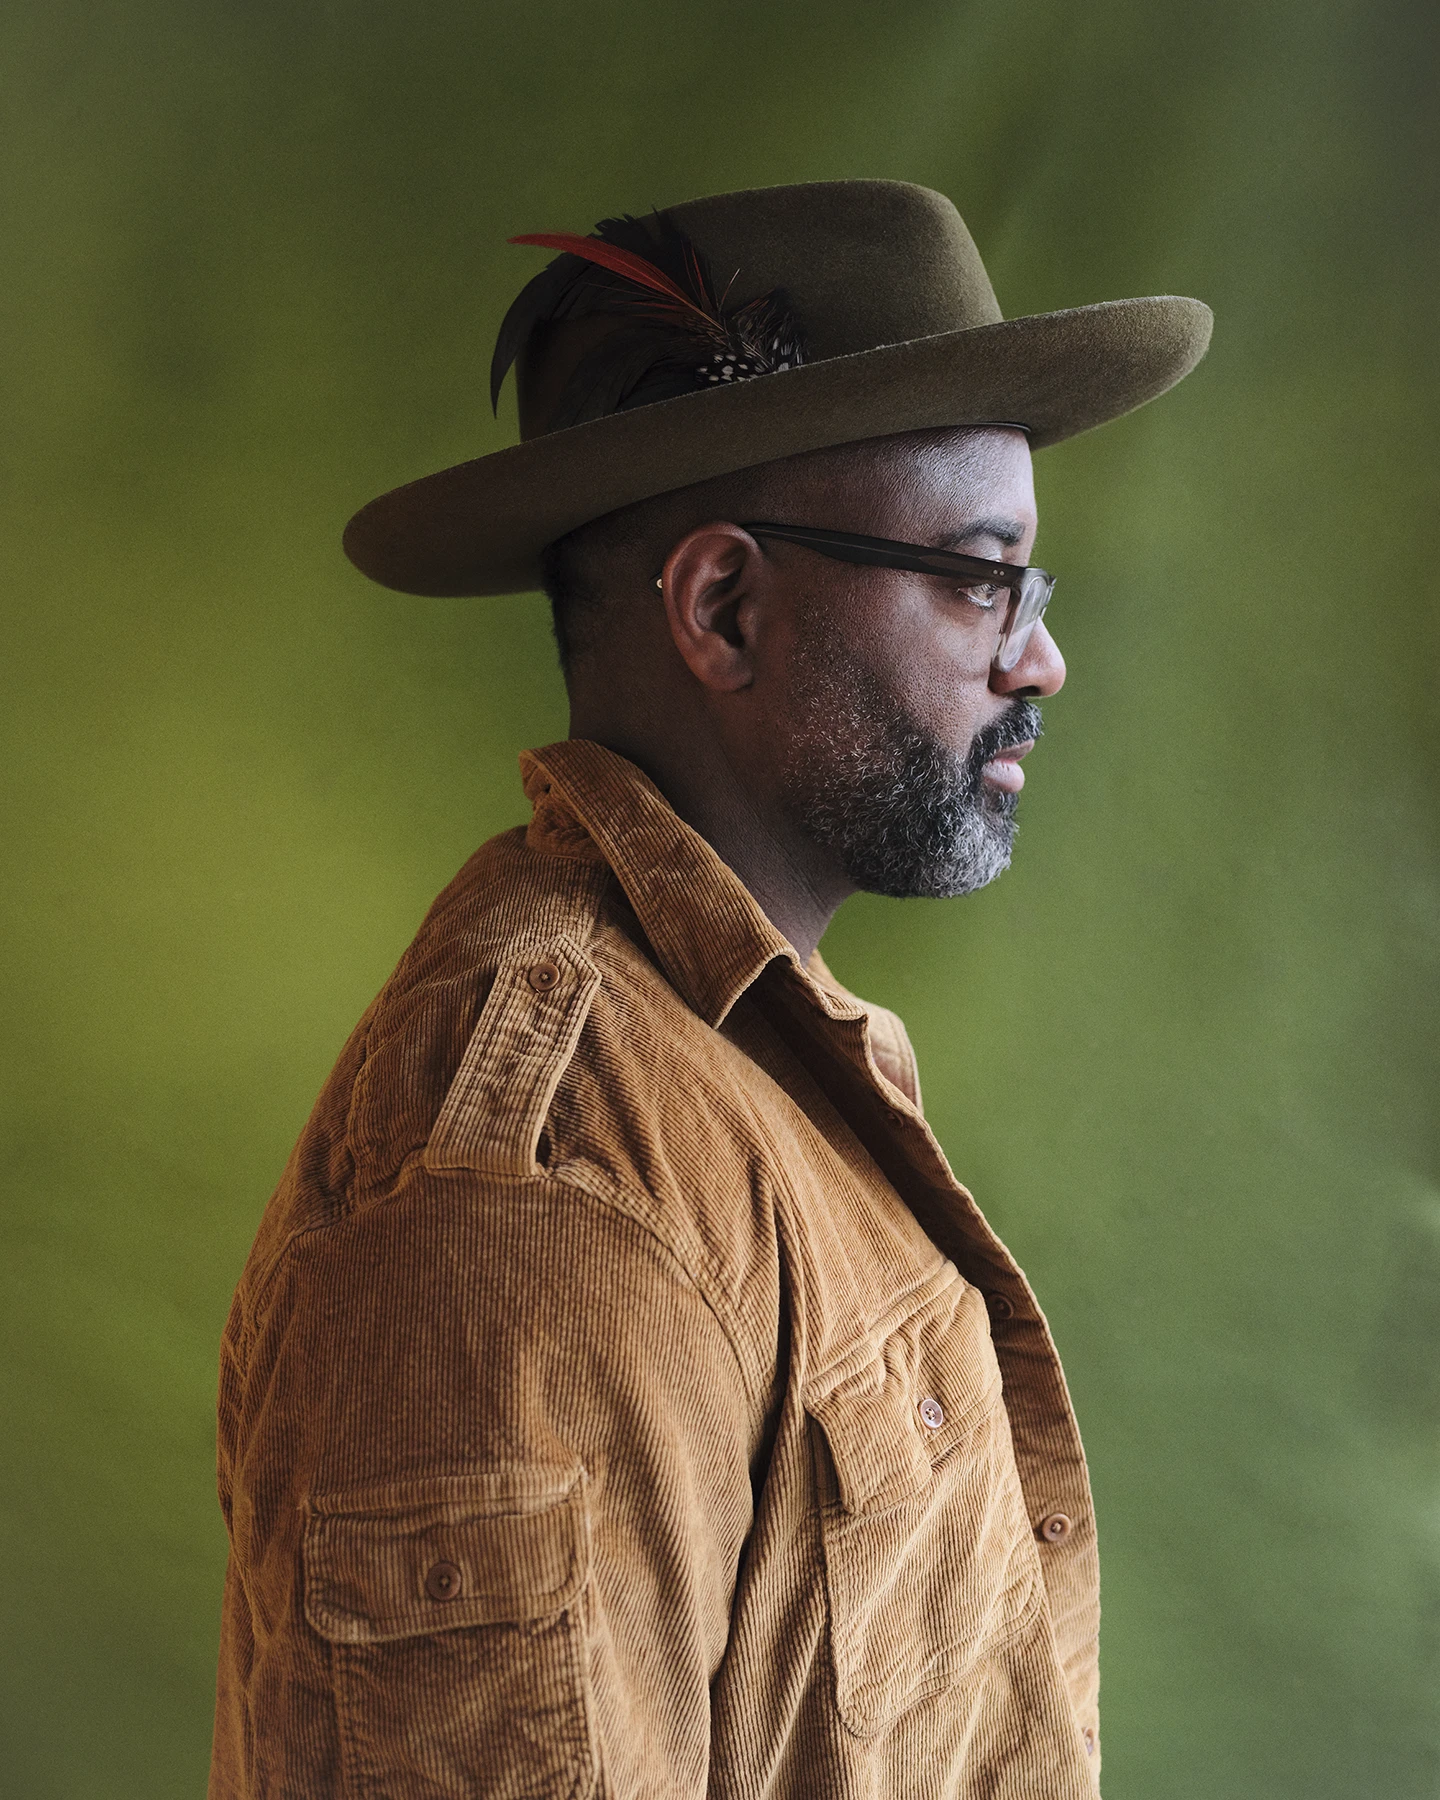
xmin=343 ymin=179 xmax=1212 ymax=597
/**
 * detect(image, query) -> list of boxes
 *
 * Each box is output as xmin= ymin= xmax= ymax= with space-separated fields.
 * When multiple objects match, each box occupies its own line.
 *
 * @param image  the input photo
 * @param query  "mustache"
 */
xmin=965 ymin=700 xmax=1044 ymax=777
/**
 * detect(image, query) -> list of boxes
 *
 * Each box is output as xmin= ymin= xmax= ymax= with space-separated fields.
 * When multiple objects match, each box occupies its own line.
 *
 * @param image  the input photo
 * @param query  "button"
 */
xmin=984 ymin=1291 xmax=1015 ymax=1320
xmin=1037 ymin=1512 xmax=1073 ymax=1544
xmin=1083 ymin=1726 xmax=1096 ymax=1756
xmin=918 ymin=1396 xmax=945 ymax=1430
xmin=527 ymin=960 xmax=562 ymax=993
xmin=424 ymin=1560 xmax=463 ymax=1601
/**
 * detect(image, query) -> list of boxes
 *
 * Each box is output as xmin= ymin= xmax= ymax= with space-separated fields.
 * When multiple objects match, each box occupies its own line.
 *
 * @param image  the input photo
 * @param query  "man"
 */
xmin=210 ymin=180 xmax=1209 ymax=1798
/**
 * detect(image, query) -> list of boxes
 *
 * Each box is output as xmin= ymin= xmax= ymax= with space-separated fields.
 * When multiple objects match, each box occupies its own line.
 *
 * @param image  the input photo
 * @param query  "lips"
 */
xmin=980 ymin=739 xmax=1033 ymax=794
xmin=966 ymin=701 xmax=1043 ymax=797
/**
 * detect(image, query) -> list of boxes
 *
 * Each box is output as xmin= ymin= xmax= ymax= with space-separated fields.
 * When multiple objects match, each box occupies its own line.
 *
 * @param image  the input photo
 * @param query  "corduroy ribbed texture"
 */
xmin=210 ymin=740 xmax=1102 ymax=1798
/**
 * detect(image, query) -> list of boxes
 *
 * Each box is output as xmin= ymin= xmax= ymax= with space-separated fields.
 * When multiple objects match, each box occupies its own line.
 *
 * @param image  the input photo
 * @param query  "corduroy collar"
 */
xmin=520 ymin=739 xmax=863 ymax=1031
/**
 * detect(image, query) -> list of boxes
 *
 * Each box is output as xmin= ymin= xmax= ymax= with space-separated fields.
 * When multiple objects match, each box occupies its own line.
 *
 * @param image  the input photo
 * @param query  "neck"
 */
xmin=566 ymin=711 xmax=852 ymax=966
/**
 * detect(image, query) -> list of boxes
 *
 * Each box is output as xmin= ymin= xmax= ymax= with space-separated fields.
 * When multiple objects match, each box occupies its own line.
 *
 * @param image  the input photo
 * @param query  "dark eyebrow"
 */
xmin=934 ymin=516 xmax=1028 ymax=551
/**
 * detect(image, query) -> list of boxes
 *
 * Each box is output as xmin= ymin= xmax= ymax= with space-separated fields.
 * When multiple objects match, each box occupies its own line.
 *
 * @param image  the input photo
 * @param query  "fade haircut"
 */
xmin=539 ymin=465 xmax=788 ymax=672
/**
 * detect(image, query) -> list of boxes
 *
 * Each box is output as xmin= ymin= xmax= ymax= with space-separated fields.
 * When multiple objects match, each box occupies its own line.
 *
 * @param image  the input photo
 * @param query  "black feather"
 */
xmin=488 ymin=254 xmax=583 ymax=412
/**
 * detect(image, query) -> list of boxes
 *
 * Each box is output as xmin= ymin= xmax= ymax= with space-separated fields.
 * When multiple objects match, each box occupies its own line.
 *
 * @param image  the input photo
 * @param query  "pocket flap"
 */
xmin=807 ymin=1271 xmax=1002 ymax=1514
xmin=303 ymin=1467 xmax=587 ymax=1644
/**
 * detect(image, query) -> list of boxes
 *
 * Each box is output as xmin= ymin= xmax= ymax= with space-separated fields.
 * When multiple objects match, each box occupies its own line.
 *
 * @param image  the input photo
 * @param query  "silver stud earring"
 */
xmin=655 ymin=577 xmax=663 ymax=590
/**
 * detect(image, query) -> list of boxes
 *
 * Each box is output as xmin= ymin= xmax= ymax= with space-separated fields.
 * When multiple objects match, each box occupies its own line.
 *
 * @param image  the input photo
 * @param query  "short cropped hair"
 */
xmin=538 ymin=467 xmax=788 ymax=672
xmin=540 ymin=514 xmax=633 ymax=672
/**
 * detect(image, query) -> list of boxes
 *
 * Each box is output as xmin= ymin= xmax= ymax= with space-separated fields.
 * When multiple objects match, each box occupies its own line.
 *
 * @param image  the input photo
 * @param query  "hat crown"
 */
xmin=666 ymin=181 xmax=1002 ymax=358
xmin=516 ymin=181 xmax=1001 ymax=439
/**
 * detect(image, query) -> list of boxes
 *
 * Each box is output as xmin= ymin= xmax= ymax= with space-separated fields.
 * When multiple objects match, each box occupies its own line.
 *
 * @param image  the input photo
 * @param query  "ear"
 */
xmin=658 ymin=523 xmax=770 ymax=693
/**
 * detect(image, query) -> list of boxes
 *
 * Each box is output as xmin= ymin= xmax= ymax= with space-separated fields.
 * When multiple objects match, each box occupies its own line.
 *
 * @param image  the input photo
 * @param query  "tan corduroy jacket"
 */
xmin=211 ymin=739 xmax=1102 ymax=1799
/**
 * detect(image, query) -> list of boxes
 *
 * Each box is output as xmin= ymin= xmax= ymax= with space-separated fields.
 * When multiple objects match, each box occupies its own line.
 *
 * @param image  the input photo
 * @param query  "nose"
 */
xmin=992 ymin=619 xmax=1065 ymax=698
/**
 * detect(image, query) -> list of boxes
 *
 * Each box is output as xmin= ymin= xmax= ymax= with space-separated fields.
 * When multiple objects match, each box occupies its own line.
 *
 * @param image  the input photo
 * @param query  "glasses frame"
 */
xmin=740 ymin=521 xmax=1055 ymax=674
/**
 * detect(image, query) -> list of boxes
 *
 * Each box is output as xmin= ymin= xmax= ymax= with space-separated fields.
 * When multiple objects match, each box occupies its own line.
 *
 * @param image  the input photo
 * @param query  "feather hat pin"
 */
xmin=489 ymin=210 xmax=809 ymax=431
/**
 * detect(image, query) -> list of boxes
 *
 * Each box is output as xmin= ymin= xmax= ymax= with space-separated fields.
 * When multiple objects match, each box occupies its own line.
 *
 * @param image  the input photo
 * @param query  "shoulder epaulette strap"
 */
xmin=424 ymin=935 xmax=601 ymax=1177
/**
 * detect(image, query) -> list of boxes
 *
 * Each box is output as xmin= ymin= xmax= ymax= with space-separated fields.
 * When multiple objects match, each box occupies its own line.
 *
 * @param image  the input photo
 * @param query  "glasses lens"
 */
xmin=993 ymin=572 xmax=1053 ymax=673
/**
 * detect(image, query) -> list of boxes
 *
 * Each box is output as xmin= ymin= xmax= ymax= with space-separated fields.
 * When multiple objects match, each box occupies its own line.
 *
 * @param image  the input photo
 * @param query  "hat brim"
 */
xmin=343 ymin=294 xmax=1211 ymax=597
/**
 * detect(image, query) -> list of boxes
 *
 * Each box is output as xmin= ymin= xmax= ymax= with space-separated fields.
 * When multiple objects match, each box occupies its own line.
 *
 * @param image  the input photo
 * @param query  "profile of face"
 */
xmin=566 ymin=425 xmax=1066 ymax=917
xmin=748 ymin=429 xmax=1066 ymax=898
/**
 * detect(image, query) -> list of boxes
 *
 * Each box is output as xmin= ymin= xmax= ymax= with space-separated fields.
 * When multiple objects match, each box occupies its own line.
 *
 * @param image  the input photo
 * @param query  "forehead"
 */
xmin=818 ymin=426 xmax=1036 ymax=540
xmin=891 ymin=427 xmax=1034 ymax=522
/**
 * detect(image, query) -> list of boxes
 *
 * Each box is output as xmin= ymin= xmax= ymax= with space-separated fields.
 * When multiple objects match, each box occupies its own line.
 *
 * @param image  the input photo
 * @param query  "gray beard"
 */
xmin=778 ymin=645 xmax=1044 ymax=901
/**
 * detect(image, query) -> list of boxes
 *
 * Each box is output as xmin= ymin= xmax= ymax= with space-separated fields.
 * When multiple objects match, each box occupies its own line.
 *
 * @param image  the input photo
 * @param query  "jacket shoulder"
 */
xmin=247 ymin=827 xmax=613 ymax=1262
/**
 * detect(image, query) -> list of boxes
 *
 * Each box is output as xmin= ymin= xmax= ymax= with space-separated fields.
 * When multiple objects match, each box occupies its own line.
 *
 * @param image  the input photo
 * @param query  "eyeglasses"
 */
xmin=741 ymin=522 xmax=1056 ymax=674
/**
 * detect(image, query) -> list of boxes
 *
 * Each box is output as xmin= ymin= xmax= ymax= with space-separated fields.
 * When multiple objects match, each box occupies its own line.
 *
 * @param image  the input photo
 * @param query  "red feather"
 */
xmin=507 ymin=232 xmax=713 ymax=326
xmin=492 ymin=214 xmax=808 ymax=424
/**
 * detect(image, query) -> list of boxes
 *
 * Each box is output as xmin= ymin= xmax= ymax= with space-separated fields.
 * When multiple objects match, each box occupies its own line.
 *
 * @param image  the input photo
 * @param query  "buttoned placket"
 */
xmin=771 ymin=962 xmax=1096 ymax=1584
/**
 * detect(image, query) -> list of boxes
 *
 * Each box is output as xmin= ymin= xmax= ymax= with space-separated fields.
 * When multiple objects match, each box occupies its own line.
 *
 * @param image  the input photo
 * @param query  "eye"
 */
xmin=955 ymin=581 xmax=1004 ymax=611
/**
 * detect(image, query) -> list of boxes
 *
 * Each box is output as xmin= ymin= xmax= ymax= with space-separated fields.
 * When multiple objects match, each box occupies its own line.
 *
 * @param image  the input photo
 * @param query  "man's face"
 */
xmin=755 ymin=429 xmax=1065 ymax=899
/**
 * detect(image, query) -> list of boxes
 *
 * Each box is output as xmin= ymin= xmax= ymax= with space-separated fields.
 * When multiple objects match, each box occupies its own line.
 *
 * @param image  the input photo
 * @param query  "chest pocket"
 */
xmin=806 ymin=1268 xmax=1042 ymax=1739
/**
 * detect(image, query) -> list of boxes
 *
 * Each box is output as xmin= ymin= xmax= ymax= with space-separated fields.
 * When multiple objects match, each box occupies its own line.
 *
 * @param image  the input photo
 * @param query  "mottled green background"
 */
xmin=3 ymin=0 xmax=1437 ymax=1794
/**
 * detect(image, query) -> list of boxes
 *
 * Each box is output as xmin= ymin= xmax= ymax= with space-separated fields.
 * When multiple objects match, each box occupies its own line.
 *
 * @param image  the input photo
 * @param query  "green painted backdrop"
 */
xmin=4 ymin=1 xmax=1436 ymax=1794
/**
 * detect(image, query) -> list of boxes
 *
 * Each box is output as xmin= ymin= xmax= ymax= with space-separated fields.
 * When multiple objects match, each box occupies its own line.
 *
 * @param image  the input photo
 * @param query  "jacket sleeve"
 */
xmin=210 ymin=1170 xmax=765 ymax=1800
